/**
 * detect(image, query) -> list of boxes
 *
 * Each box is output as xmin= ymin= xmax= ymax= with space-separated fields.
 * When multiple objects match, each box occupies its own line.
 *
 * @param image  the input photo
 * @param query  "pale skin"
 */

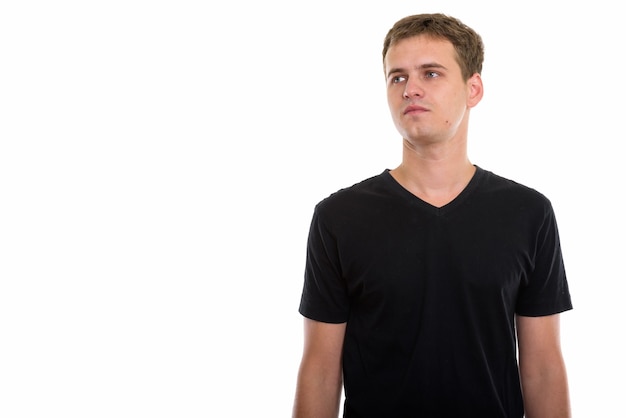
xmin=292 ymin=35 xmax=570 ymax=418
xmin=292 ymin=320 xmax=346 ymax=418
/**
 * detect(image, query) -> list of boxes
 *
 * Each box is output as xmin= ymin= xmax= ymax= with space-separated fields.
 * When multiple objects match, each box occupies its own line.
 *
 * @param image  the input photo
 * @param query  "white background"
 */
xmin=1 ymin=0 xmax=623 ymax=416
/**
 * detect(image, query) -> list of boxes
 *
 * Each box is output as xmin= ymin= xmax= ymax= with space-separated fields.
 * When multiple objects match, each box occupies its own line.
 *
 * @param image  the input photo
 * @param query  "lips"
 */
xmin=404 ymin=104 xmax=428 ymax=115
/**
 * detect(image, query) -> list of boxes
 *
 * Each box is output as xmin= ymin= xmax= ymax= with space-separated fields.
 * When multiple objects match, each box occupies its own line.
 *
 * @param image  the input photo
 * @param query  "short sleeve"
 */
xmin=298 ymin=208 xmax=350 ymax=323
xmin=515 ymin=201 xmax=573 ymax=316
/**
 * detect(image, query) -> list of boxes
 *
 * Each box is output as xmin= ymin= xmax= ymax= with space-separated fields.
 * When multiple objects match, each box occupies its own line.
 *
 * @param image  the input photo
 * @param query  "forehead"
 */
xmin=384 ymin=35 xmax=458 ymax=72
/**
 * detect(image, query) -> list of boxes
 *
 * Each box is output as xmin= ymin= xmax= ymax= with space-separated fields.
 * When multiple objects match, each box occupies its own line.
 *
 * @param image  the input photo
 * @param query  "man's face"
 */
xmin=384 ymin=35 xmax=480 ymax=146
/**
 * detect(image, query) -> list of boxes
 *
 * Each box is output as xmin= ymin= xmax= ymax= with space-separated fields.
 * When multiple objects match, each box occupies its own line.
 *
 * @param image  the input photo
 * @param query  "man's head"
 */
xmin=382 ymin=13 xmax=484 ymax=81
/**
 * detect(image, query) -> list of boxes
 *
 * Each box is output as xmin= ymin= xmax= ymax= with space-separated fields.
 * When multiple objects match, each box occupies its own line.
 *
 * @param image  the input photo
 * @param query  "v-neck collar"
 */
xmin=382 ymin=165 xmax=485 ymax=216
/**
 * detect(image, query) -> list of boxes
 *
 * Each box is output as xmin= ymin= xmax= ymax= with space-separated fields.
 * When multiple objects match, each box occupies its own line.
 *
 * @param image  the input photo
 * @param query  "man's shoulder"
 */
xmin=478 ymin=167 xmax=553 ymax=209
xmin=319 ymin=171 xmax=388 ymax=202
xmin=312 ymin=170 xmax=392 ymax=217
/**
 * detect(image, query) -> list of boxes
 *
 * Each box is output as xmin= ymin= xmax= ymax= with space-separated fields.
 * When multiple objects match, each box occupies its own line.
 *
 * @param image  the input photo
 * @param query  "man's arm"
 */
xmin=292 ymin=318 xmax=346 ymax=418
xmin=516 ymin=314 xmax=571 ymax=418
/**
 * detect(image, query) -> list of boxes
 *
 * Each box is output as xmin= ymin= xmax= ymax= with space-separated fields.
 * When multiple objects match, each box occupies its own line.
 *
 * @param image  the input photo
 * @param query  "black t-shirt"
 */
xmin=299 ymin=166 xmax=572 ymax=417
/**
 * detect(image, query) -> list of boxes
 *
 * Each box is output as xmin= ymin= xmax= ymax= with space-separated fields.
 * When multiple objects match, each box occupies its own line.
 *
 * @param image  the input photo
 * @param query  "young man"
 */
xmin=293 ymin=13 xmax=572 ymax=418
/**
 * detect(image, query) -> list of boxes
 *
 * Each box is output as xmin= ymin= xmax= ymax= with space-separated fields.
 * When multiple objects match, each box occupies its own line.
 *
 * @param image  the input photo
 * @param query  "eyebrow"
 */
xmin=386 ymin=62 xmax=448 ymax=78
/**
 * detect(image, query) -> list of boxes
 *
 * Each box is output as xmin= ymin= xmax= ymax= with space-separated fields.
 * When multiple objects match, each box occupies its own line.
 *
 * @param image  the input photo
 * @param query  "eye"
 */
xmin=391 ymin=75 xmax=406 ymax=84
xmin=425 ymin=71 xmax=439 ymax=79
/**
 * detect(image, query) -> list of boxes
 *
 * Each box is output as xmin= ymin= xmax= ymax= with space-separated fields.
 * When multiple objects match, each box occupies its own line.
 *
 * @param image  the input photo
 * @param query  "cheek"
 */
xmin=387 ymin=95 xmax=402 ymax=117
xmin=443 ymin=96 xmax=467 ymax=125
xmin=387 ymin=83 xmax=404 ymax=100
xmin=443 ymin=109 xmax=465 ymax=128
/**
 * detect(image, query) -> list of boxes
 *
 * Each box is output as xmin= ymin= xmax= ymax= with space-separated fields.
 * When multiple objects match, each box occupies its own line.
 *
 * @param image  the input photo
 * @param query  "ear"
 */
xmin=466 ymin=73 xmax=483 ymax=108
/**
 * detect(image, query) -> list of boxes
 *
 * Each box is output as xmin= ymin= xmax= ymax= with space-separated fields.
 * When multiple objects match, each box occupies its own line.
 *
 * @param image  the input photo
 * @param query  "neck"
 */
xmin=390 ymin=137 xmax=475 ymax=207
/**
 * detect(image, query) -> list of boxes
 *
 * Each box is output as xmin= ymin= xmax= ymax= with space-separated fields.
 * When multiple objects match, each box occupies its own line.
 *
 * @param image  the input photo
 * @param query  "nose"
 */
xmin=403 ymin=79 xmax=424 ymax=99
